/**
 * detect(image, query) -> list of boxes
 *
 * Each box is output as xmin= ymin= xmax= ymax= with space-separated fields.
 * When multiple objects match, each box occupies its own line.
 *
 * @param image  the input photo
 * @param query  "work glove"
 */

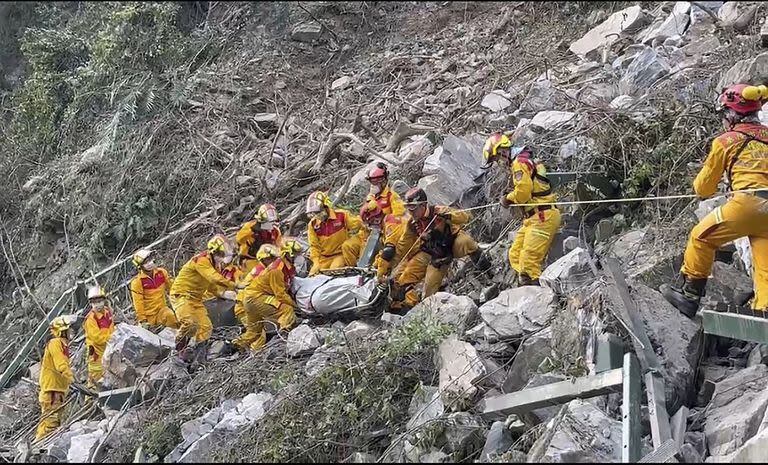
xmin=500 ymin=195 xmax=512 ymax=208
xmin=221 ymin=290 xmax=238 ymax=301
xmin=431 ymin=255 xmax=453 ymax=268
xmin=419 ymin=229 xmax=434 ymax=242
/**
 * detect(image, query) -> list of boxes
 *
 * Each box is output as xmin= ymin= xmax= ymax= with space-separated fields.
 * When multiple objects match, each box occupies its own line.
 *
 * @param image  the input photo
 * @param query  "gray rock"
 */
xmin=681 ymin=36 xmax=721 ymax=58
xmin=286 ymin=324 xmax=324 ymax=357
xmin=685 ymin=431 xmax=708 ymax=458
xmin=407 ymin=385 xmax=445 ymax=431
xmin=558 ymin=139 xmax=578 ymax=161
xmin=481 ymin=90 xmax=514 ymax=112
xmin=67 ymin=430 xmax=105 ymax=463
xmin=342 ymin=321 xmax=374 ymax=344
xmin=705 ymin=261 xmax=753 ymax=310
xmin=418 ymin=134 xmax=485 ymax=207
xmin=419 ymin=450 xmax=450 ymax=462
xmin=479 ymin=287 xmax=557 ymax=341
xmin=704 ymin=365 xmax=768 ymax=457
xmin=478 ymin=357 xmax=507 ymax=391
xmin=717 ymin=51 xmax=768 ymax=90
xmin=638 ymin=2 xmax=691 ymax=44
xmin=502 ymin=329 xmax=553 ymax=394
xmin=521 ymin=79 xmax=565 ymax=113
xmin=521 ymin=373 xmax=568 ymax=424
xmin=695 ymin=197 xmax=728 ymax=221
xmin=291 ymin=22 xmax=322 ymax=42
xmin=441 ymin=412 xmax=485 ymax=456
xmin=331 ymin=76 xmax=352 ymax=90
xmin=609 ymin=94 xmax=635 ymax=109
xmin=619 ymin=47 xmax=670 ymax=96
xmin=436 ymin=335 xmax=487 ymax=410
xmin=706 ymin=426 xmax=768 ymax=462
xmin=569 ymin=6 xmax=650 ymax=60
xmin=562 ymin=236 xmax=581 ymax=253
xmin=102 ymin=323 xmax=174 ymax=389
xmin=595 ymin=218 xmax=615 ymax=243
xmin=680 ymin=443 xmax=703 ymax=463
xmin=304 ymin=345 xmax=336 ymax=377
xmin=748 ymin=344 xmax=768 ymax=367
xmin=540 ymin=247 xmax=594 ymax=295
xmin=529 ymin=110 xmax=576 ymax=131
xmin=350 ymin=452 xmax=378 ymax=463
xmin=381 ymin=311 xmax=405 ymax=327
xmin=603 ymin=227 xmax=684 ymax=290
xmin=480 ymin=421 xmax=514 ymax=462
xmin=406 ymin=292 xmax=478 ymax=336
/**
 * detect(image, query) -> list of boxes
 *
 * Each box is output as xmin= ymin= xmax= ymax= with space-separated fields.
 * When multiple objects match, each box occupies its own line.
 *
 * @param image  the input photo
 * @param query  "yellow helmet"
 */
xmin=482 ymin=133 xmax=512 ymax=162
xmin=87 ymin=286 xmax=107 ymax=301
xmin=256 ymin=243 xmax=280 ymax=262
xmin=255 ymin=204 xmax=279 ymax=223
xmin=207 ymin=234 xmax=228 ymax=255
xmin=280 ymin=237 xmax=304 ymax=258
xmin=132 ymin=249 xmax=153 ymax=268
xmin=305 ymin=191 xmax=332 ymax=215
xmin=50 ymin=316 xmax=72 ymax=336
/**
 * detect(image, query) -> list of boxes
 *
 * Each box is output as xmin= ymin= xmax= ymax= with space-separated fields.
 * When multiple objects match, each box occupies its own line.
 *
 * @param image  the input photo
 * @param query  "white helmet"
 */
xmin=132 ymin=249 xmax=153 ymax=268
xmin=87 ymin=286 xmax=107 ymax=301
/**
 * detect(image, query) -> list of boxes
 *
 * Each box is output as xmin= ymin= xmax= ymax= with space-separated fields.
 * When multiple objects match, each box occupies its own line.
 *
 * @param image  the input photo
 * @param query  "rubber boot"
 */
xmin=518 ymin=273 xmax=540 ymax=287
xmin=660 ymin=276 xmax=707 ymax=319
xmin=220 ymin=340 xmax=239 ymax=357
xmin=470 ymin=250 xmax=492 ymax=273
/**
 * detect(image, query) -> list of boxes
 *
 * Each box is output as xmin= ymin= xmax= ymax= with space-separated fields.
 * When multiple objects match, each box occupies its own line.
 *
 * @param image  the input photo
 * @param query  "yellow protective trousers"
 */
xmin=394 ymin=231 xmax=478 ymax=307
xmin=508 ymin=208 xmax=562 ymax=280
xmin=310 ymin=253 xmax=349 ymax=275
xmin=143 ymin=306 xmax=179 ymax=329
xmin=341 ymin=234 xmax=364 ymax=267
xmin=682 ymin=193 xmax=768 ymax=310
xmin=234 ymin=296 xmax=295 ymax=352
xmin=86 ymin=350 xmax=104 ymax=389
xmin=170 ymin=295 xmax=213 ymax=343
xmin=36 ymin=391 xmax=65 ymax=440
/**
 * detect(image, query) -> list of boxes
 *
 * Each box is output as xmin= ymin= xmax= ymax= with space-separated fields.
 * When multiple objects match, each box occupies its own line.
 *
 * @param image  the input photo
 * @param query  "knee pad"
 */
xmin=380 ymin=245 xmax=396 ymax=262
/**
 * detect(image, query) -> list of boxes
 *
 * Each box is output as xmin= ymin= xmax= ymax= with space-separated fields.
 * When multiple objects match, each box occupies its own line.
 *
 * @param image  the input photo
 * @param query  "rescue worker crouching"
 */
xmin=235 ymin=203 xmax=282 ymax=275
xmin=36 ymin=316 xmax=75 ymax=441
xmin=83 ymin=286 xmax=115 ymax=389
xmin=170 ymin=235 xmax=238 ymax=358
xmin=484 ymin=133 xmax=562 ymax=286
xmin=390 ymin=187 xmax=489 ymax=311
xmin=661 ymin=84 xmax=768 ymax=319
xmin=129 ymin=249 xmax=179 ymax=330
xmin=305 ymin=191 xmax=363 ymax=275
xmin=233 ymin=238 xmax=303 ymax=353
xmin=357 ymin=200 xmax=407 ymax=279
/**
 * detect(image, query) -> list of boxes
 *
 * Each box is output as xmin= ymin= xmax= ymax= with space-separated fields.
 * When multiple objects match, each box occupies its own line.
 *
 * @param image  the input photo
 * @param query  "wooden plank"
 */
xmin=701 ymin=310 xmax=768 ymax=344
xmin=479 ymin=368 xmax=623 ymax=421
xmin=670 ymin=406 xmax=689 ymax=449
xmin=638 ymin=438 xmax=680 ymax=463
xmin=645 ymin=372 xmax=673 ymax=449
xmin=622 ymin=353 xmax=642 ymax=463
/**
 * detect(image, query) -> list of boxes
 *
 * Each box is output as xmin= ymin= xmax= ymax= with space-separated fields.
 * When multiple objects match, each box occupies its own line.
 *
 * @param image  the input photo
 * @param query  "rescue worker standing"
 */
xmin=390 ymin=187 xmax=489 ymax=310
xmin=234 ymin=238 xmax=303 ymax=352
xmin=305 ymin=191 xmax=363 ymax=274
xmin=170 ymin=235 xmax=238 ymax=353
xmin=83 ymin=286 xmax=115 ymax=389
xmin=36 ymin=316 xmax=75 ymax=440
xmin=661 ymin=84 xmax=768 ymax=318
xmin=484 ymin=133 xmax=562 ymax=286
xmin=129 ymin=249 xmax=178 ymax=329
xmin=235 ymin=204 xmax=282 ymax=274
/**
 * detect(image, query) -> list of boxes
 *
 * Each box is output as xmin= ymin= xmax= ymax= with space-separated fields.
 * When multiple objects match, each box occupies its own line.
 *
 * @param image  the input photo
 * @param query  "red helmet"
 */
xmin=718 ymin=84 xmax=768 ymax=115
xmin=359 ymin=200 xmax=384 ymax=225
xmin=366 ymin=162 xmax=389 ymax=183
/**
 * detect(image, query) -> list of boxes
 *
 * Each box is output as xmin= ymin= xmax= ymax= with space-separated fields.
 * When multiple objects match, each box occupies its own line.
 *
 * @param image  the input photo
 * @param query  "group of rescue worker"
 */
xmin=35 ymin=83 xmax=768 ymax=441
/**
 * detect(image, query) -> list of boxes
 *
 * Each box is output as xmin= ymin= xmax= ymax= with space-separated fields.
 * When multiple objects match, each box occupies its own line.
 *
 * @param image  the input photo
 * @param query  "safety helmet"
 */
xmin=256 ymin=243 xmax=280 ymax=262
xmin=207 ymin=234 xmax=228 ymax=255
xmin=306 ymin=191 xmax=332 ymax=215
xmin=365 ymin=162 xmax=389 ymax=183
xmin=50 ymin=316 xmax=72 ymax=337
xmin=280 ymin=237 xmax=304 ymax=258
xmin=132 ymin=249 xmax=154 ymax=268
xmin=87 ymin=286 xmax=107 ymax=301
xmin=483 ymin=133 xmax=512 ymax=163
xmin=718 ymin=84 xmax=768 ymax=115
xmin=255 ymin=204 xmax=279 ymax=223
xmin=403 ymin=187 xmax=428 ymax=206
xmin=360 ymin=200 xmax=384 ymax=224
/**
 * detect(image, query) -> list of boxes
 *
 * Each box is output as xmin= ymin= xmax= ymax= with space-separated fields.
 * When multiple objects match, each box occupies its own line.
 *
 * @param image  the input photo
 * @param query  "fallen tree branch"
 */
xmin=262 ymin=107 xmax=293 ymax=193
xmin=384 ymin=120 xmax=436 ymax=153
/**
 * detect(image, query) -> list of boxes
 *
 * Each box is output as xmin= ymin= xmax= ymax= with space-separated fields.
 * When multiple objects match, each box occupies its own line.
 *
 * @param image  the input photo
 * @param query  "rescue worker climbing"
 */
xmin=357 ymin=199 xmax=407 ymax=279
xmin=233 ymin=238 xmax=303 ymax=352
xmin=170 ymin=235 xmax=238 ymax=356
xmin=36 ymin=316 xmax=75 ymax=441
xmin=129 ymin=249 xmax=178 ymax=329
xmin=235 ymin=204 xmax=282 ymax=274
xmin=390 ymin=187 xmax=489 ymax=310
xmin=83 ymin=286 xmax=115 ymax=389
xmin=305 ymin=191 xmax=363 ymax=274
xmin=661 ymin=84 xmax=768 ymax=319
xmin=484 ymin=133 xmax=562 ymax=286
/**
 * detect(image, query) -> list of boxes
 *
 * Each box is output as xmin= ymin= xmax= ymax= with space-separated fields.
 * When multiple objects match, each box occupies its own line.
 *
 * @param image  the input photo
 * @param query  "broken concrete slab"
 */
xmin=436 ymin=335 xmax=487 ymax=411
xmin=569 ymin=6 xmax=650 ymax=60
xmin=540 ymin=247 xmax=594 ymax=295
xmin=97 ymin=386 xmax=143 ymax=410
xmin=479 ymin=287 xmax=557 ymax=341
xmin=405 ymin=292 xmax=478 ymax=336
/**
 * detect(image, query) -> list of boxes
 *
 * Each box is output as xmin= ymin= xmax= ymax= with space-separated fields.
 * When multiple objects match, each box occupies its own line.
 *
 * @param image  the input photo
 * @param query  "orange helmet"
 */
xmin=360 ymin=200 xmax=384 ymax=225
xmin=718 ymin=84 xmax=768 ymax=115
xmin=483 ymin=133 xmax=512 ymax=163
xmin=365 ymin=162 xmax=389 ymax=184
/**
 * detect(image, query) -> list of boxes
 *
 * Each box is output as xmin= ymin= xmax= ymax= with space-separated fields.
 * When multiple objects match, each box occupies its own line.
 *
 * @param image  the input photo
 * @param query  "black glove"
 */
xmin=431 ymin=255 xmax=453 ymax=268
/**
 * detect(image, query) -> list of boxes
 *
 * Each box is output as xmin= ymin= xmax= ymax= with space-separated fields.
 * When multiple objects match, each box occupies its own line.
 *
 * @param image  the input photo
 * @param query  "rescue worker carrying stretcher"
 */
xmin=129 ymin=249 xmax=178 ymax=330
xmin=36 ymin=316 xmax=75 ymax=440
xmin=170 ymin=235 xmax=238 ymax=357
xmin=661 ymin=84 xmax=768 ymax=319
xmin=484 ymin=133 xmax=562 ymax=286
xmin=389 ymin=187 xmax=489 ymax=310
xmin=83 ymin=286 xmax=115 ymax=389
xmin=235 ymin=203 xmax=282 ymax=274
xmin=305 ymin=191 xmax=363 ymax=275
xmin=233 ymin=238 xmax=303 ymax=352
xmin=356 ymin=199 xmax=406 ymax=278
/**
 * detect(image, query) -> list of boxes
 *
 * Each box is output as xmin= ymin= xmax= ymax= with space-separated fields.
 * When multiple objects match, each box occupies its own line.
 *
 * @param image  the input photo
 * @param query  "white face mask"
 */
xmin=142 ymin=260 xmax=157 ymax=271
xmin=91 ymin=299 xmax=107 ymax=311
xmin=370 ymin=184 xmax=382 ymax=195
xmin=260 ymin=221 xmax=275 ymax=231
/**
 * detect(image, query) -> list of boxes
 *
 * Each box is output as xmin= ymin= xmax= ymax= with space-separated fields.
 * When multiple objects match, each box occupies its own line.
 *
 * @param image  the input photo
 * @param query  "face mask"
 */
xmin=370 ymin=184 xmax=382 ymax=195
xmin=260 ymin=221 xmax=275 ymax=231
xmin=91 ymin=300 xmax=107 ymax=311
xmin=222 ymin=253 xmax=234 ymax=265
xmin=142 ymin=260 xmax=157 ymax=271
xmin=313 ymin=211 xmax=328 ymax=223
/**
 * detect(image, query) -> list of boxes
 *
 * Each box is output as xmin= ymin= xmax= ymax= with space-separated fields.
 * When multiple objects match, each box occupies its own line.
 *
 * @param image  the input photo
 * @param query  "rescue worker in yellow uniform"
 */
xmin=36 ymin=316 xmax=75 ymax=441
xmin=357 ymin=200 xmax=407 ymax=279
xmin=305 ymin=191 xmax=363 ymax=275
xmin=83 ymin=286 xmax=115 ymax=389
xmin=232 ymin=244 xmax=280 ymax=331
xmin=170 ymin=235 xmax=238 ymax=354
xmin=484 ymin=133 xmax=562 ymax=286
xmin=661 ymin=84 xmax=768 ymax=318
xmin=343 ymin=163 xmax=407 ymax=263
xmin=235 ymin=204 xmax=282 ymax=275
xmin=235 ymin=238 xmax=303 ymax=352
xmin=129 ymin=249 xmax=178 ymax=329
xmin=390 ymin=187 xmax=489 ymax=310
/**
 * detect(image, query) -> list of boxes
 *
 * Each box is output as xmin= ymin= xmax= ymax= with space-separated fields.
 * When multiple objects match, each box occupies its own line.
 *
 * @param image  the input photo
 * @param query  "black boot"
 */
xmin=470 ymin=250 xmax=492 ymax=273
xmin=660 ymin=276 xmax=707 ymax=319
xmin=518 ymin=273 xmax=540 ymax=287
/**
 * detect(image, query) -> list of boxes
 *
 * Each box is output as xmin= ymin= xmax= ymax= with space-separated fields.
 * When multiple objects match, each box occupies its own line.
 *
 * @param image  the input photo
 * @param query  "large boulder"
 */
xmin=529 ymin=111 xmax=576 ymax=131
xmin=602 ymin=227 xmax=684 ymax=290
xmin=286 ymin=324 xmax=325 ymax=357
xmin=405 ymin=292 xmax=478 ymax=336
xmin=102 ymin=324 xmax=174 ymax=389
xmin=67 ymin=429 xmax=105 ymax=463
xmin=705 ymin=261 xmax=753 ymax=310
xmin=540 ymin=247 xmax=594 ymax=295
xmin=407 ymin=385 xmax=445 ymax=431
xmin=703 ymin=365 xmax=768 ymax=458
xmin=569 ymin=6 xmax=650 ymax=60
xmin=707 ymin=426 xmax=768 ymax=463
xmin=478 ymin=287 xmax=557 ymax=342
xmin=637 ymin=2 xmax=691 ymax=44
xmin=436 ymin=335 xmax=487 ymax=411
xmin=717 ymin=51 xmax=768 ymax=89
xmin=619 ymin=46 xmax=670 ymax=96
xmin=418 ymin=135 xmax=485 ymax=207
xmin=502 ymin=328 xmax=553 ymax=393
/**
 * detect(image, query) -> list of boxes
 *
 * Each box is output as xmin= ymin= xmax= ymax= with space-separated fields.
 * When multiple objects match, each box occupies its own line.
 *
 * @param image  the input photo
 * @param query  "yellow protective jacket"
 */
xmin=242 ymin=258 xmax=296 ymax=309
xmin=38 ymin=337 xmax=73 ymax=401
xmin=397 ymin=206 xmax=471 ymax=259
xmin=235 ymin=222 xmax=282 ymax=259
xmin=130 ymin=268 xmax=173 ymax=322
xmin=694 ymin=122 xmax=768 ymax=197
xmin=307 ymin=209 xmax=362 ymax=263
xmin=171 ymin=252 xmax=236 ymax=301
xmin=505 ymin=151 xmax=556 ymax=211
xmin=84 ymin=308 xmax=115 ymax=362
xmin=366 ymin=186 xmax=406 ymax=216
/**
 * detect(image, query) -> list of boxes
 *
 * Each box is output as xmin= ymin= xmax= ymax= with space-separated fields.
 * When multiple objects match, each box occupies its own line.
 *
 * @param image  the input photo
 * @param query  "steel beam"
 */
xmin=701 ymin=310 xmax=768 ymax=344
xmin=645 ymin=372 xmax=673 ymax=449
xmin=622 ymin=353 xmax=642 ymax=463
xmin=670 ymin=406 xmax=688 ymax=449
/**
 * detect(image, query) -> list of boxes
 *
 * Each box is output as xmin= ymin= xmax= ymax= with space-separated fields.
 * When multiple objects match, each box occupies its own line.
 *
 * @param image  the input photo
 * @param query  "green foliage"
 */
xmin=143 ymin=420 xmax=181 ymax=459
